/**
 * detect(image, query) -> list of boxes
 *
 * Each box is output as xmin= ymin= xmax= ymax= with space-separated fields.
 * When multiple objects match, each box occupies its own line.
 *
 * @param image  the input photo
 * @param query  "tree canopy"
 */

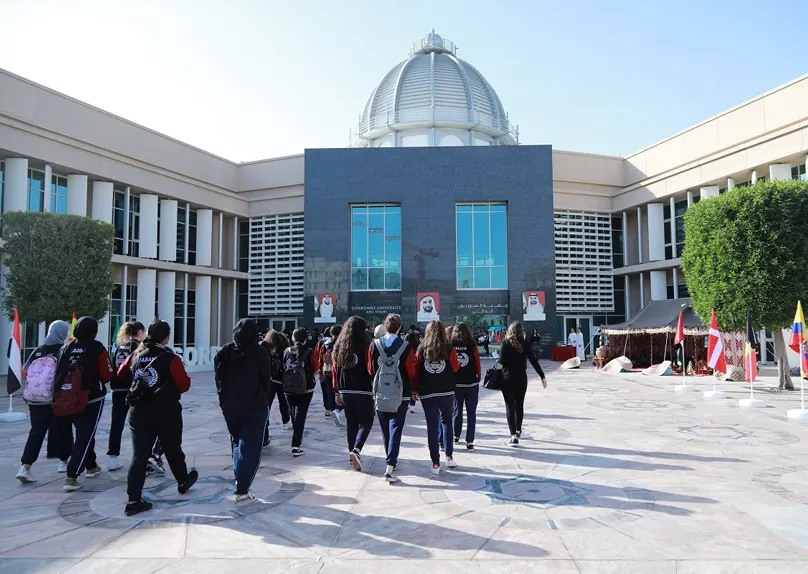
xmin=1 ymin=211 xmax=115 ymax=323
xmin=682 ymin=179 xmax=808 ymax=330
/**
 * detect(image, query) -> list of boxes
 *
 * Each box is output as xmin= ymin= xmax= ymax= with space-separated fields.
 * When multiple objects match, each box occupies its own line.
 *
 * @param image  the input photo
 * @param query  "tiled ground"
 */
xmin=2 ymin=360 xmax=808 ymax=573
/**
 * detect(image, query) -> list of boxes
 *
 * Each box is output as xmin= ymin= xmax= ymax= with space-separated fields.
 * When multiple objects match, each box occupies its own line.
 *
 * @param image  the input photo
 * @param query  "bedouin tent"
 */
xmin=600 ymin=298 xmax=707 ymax=369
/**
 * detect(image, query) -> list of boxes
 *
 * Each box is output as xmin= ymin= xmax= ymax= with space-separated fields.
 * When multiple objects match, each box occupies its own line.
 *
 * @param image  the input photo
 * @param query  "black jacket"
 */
xmin=497 ymin=338 xmax=545 ymax=385
xmin=111 ymin=339 xmax=139 ymax=391
xmin=214 ymin=320 xmax=272 ymax=414
xmin=54 ymin=317 xmax=114 ymax=404
xmin=335 ymin=340 xmax=372 ymax=396
xmin=283 ymin=343 xmax=316 ymax=393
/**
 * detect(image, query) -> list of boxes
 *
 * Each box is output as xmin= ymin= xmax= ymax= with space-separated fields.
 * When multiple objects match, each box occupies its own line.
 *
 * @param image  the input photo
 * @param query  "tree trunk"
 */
xmin=774 ymin=329 xmax=795 ymax=390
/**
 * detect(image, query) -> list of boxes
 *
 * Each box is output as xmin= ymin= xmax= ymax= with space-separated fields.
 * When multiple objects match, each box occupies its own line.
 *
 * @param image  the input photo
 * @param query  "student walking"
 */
xmin=450 ymin=323 xmax=481 ymax=451
xmin=498 ymin=321 xmax=548 ymax=446
xmin=404 ymin=325 xmax=421 ymax=414
xmin=54 ymin=317 xmax=114 ymax=492
xmin=283 ymin=328 xmax=316 ymax=457
xmin=261 ymin=330 xmax=292 ymax=442
xmin=331 ymin=317 xmax=374 ymax=472
xmin=370 ymin=314 xmax=417 ymax=483
xmin=214 ymin=319 xmax=271 ymax=502
xmin=117 ymin=320 xmax=197 ymax=516
xmin=107 ymin=321 xmax=145 ymax=472
xmin=15 ymin=320 xmax=72 ymax=483
xmin=313 ymin=325 xmax=343 ymax=426
xmin=412 ymin=320 xmax=459 ymax=475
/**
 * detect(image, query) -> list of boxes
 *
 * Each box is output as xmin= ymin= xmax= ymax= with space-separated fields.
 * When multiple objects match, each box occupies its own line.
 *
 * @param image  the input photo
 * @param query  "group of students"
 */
xmin=14 ymin=311 xmax=547 ymax=515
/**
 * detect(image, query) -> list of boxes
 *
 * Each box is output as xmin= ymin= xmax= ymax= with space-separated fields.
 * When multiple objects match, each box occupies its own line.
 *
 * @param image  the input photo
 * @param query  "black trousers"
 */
xmin=107 ymin=391 xmax=128 ymax=456
xmin=320 ymin=374 xmax=342 ymax=412
xmin=127 ymin=400 xmax=189 ymax=502
xmin=62 ymin=399 xmax=104 ymax=479
xmin=341 ymin=393 xmax=375 ymax=452
xmin=21 ymin=404 xmax=72 ymax=465
xmin=286 ymin=392 xmax=313 ymax=448
xmin=501 ymin=377 xmax=528 ymax=436
xmin=268 ymin=381 xmax=290 ymax=423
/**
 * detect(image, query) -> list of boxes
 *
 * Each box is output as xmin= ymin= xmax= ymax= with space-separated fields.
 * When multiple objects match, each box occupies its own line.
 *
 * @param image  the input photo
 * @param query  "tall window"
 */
xmin=793 ymin=165 xmax=807 ymax=181
xmin=50 ymin=175 xmax=68 ymax=214
xmin=351 ymin=204 xmax=401 ymax=291
xmin=176 ymin=207 xmax=186 ymax=263
xmin=113 ymin=190 xmax=126 ymax=254
xmin=611 ymin=215 xmax=624 ymax=268
xmin=239 ymin=220 xmax=249 ymax=272
xmin=186 ymin=288 xmax=196 ymax=345
xmin=26 ymin=168 xmax=46 ymax=212
xmin=174 ymin=289 xmax=184 ymax=346
xmin=1 ymin=160 xmax=6 ymax=213
xmin=187 ymin=210 xmax=197 ymax=265
xmin=109 ymin=284 xmax=137 ymax=348
xmin=21 ymin=323 xmax=39 ymax=362
xmin=663 ymin=200 xmax=687 ymax=259
xmin=456 ymin=203 xmax=507 ymax=289
xmin=128 ymin=195 xmax=140 ymax=257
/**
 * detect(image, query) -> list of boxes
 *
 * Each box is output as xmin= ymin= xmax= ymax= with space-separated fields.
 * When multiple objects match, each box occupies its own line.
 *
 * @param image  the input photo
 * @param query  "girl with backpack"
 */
xmin=282 ymin=328 xmax=316 ymax=457
xmin=261 ymin=330 xmax=292 ymax=444
xmin=369 ymin=314 xmax=418 ymax=483
xmin=15 ymin=320 xmax=72 ymax=483
xmin=314 ymin=325 xmax=344 ymax=426
xmin=107 ymin=321 xmax=145 ymax=472
xmin=331 ymin=317 xmax=374 ymax=472
xmin=412 ymin=320 xmax=460 ymax=475
xmin=450 ymin=323 xmax=481 ymax=451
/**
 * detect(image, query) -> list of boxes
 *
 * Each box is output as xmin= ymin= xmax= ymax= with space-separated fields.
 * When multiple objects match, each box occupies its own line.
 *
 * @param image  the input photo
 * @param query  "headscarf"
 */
xmin=44 ymin=320 xmax=70 ymax=346
xmin=233 ymin=319 xmax=258 ymax=349
xmin=73 ymin=317 xmax=98 ymax=341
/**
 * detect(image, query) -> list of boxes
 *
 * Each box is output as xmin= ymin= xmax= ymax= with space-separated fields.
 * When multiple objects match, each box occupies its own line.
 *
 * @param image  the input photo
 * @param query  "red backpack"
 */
xmin=52 ymin=351 xmax=90 ymax=417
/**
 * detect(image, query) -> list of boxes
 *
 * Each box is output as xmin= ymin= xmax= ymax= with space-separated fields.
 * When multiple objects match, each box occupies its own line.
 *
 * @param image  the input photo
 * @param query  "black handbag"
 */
xmin=482 ymin=367 xmax=502 ymax=390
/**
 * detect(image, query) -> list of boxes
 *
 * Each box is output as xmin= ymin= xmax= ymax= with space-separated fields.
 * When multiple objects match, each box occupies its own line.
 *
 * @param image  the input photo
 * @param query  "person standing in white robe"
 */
xmin=575 ymin=327 xmax=586 ymax=361
xmin=567 ymin=328 xmax=576 ymax=348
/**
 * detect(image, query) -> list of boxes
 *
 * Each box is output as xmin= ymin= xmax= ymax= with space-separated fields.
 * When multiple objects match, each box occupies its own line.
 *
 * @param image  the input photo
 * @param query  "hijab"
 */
xmin=44 ymin=320 xmax=70 ymax=346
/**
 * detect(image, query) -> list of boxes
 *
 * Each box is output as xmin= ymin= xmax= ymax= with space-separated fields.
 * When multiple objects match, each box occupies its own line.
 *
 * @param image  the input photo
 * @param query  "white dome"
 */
xmin=353 ymin=32 xmax=518 ymax=147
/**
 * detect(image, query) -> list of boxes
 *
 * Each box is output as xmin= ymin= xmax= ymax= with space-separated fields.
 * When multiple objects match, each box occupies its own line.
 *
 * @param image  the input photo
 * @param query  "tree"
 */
xmin=681 ymin=179 xmax=808 ymax=390
xmin=1 ymin=211 xmax=115 ymax=324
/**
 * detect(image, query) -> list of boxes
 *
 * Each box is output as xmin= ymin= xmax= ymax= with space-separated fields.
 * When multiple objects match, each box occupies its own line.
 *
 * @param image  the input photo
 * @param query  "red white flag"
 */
xmin=6 ymin=307 xmax=22 ymax=395
xmin=707 ymin=309 xmax=727 ymax=374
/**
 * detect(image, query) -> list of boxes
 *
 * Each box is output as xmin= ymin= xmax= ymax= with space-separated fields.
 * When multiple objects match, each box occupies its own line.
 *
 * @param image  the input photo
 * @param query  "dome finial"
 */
xmin=412 ymin=30 xmax=455 ymax=56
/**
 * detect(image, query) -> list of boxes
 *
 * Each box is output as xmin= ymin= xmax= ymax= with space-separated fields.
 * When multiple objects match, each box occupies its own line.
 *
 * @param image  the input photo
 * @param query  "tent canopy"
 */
xmin=601 ymin=298 xmax=706 ymax=335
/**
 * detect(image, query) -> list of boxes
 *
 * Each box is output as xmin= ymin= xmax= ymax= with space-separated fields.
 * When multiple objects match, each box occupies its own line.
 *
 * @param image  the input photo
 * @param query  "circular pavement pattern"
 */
xmin=587 ymin=398 xmax=695 ymax=412
xmin=473 ymin=422 xmax=571 ymax=443
xmin=644 ymin=422 xmax=799 ymax=446
xmin=751 ymin=465 xmax=808 ymax=504
xmin=421 ymin=471 xmax=655 ymax=531
xmin=58 ymin=467 xmax=304 ymax=528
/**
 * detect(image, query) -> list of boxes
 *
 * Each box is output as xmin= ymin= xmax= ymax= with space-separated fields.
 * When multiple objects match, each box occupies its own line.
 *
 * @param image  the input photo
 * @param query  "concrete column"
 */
xmin=123 ymin=187 xmax=131 ymax=255
xmin=636 ymin=207 xmax=643 ymax=264
xmin=38 ymin=322 xmax=46 ymax=345
xmin=195 ymin=276 xmax=212 ymax=363
xmin=646 ymin=203 xmax=665 ymax=261
xmin=136 ymin=269 xmax=157 ymax=325
xmin=182 ymin=273 xmax=188 ymax=348
xmin=139 ymin=194 xmax=158 ymax=258
xmin=621 ymin=211 xmax=628 ymax=264
xmin=639 ymin=272 xmax=645 ymax=308
xmin=624 ymin=275 xmax=630 ymax=320
xmin=121 ymin=266 xmax=128 ymax=320
xmin=232 ymin=279 xmax=238 ymax=324
xmin=233 ymin=216 xmax=240 ymax=271
xmin=159 ymin=199 xmax=178 ymax=262
xmin=700 ymin=186 xmax=720 ymax=200
xmin=66 ymin=175 xmax=88 ymax=216
xmin=751 ymin=170 xmax=758 ymax=184
xmin=673 ymin=268 xmax=679 ymax=299
xmin=157 ymin=271 xmax=176 ymax=347
xmin=769 ymin=164 xmax=791 ymax=181
xmin=686 ymin=190 xmax=693 ymax=207
xmin=91 ymin=182 xmax=114 ymax=223
xmin=3 ymin=158 xmax=28 ymax=212
xmin=43 ymin=165 xmax=52 ymax=213
xmin=727 ymin=178 xmax=735 ymax=191
xmin=183 ymin=205 xmax=190 ymax=264
xmin=196 ymin=209 xmax=213 ymax=266
xmin=650 ymin=270 xmax=667 ymax=301
xmin=217 ymin=277 xmax=222 ymax=345
xmin=669 ymin=197 xmax=677 ymax=258
xmin=218 ymin=212 xmax=224 ymax=269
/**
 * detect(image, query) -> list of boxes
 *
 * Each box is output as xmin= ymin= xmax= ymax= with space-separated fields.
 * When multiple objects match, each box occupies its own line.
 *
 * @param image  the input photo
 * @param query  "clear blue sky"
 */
xmin=1 ymin=0 xmax=804 ymax=162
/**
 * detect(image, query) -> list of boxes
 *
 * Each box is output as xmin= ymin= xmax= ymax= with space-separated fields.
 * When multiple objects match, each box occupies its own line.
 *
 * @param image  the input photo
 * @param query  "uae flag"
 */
xmin=6 ymin=307 xmax=22 ymax=395
xmin=707 ymin=309 xmax=727 ymax=374
xmin=745 ymin=310 xmax=758 ymax=383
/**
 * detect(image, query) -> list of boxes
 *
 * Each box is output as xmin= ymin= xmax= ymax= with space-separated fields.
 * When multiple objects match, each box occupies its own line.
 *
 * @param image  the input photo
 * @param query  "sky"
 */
xmin=1 ymin=0 xmax=805 ymax=162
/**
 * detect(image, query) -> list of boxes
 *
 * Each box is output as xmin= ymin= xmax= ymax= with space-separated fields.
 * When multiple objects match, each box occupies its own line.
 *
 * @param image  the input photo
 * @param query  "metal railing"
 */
xmin=357 ymin=107 xmax=518 ymax=142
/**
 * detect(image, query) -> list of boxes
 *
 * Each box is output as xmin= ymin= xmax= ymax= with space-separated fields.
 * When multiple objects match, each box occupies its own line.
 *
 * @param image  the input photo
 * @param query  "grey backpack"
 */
xmin=373 ymin=339 xmax=408 ymax=413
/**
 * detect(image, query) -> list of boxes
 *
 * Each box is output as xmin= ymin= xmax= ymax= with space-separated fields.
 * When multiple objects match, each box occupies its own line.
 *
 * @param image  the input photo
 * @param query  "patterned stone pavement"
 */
xmin=2 ymin=361 xmax=808 ymax=573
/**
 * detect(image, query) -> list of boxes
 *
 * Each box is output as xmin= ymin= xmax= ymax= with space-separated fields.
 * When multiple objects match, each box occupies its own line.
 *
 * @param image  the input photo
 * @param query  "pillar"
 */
xmin=159 ymin=199 xmax=178 ymax=262
xmin=673 ymin=268 xmax=679 ymax=299
xmin=182 ymin=273 xmax=189 ymax=348
xmin=624 ymin=275 xmax=630 ymax=320
xmin=669 ymin=197 xmax=677 ymax=258
xmin=218 ymin=212 xmax=224 ymax=269
xmin=91 ymin=181 xmax=114 ymax=223
xmin=196 ymin=209 xmax=213 ymax=266
xmin=636 ymin=207 xmax=643 ymax=264
xmin=157 ymin=271 xmax=176 ymax=347
xmin=621 ymin=211 xmax=628 ymax=264
xmin=139 ymin=194 xmax=158 ymax=258
xmin=686 ymin=190 xmax=693 ymax=207
xmin=42 ymin=165 xmax=52 ymax=213
xmin=195 ymin=276 xmax=212 ymax=364
xmin=217 ymin=277 xmax=222 ymax=345
xmin=136 ymin=269 xmax=157 ymax=325
xmin=123 ymin=187 xmax=131 ymax=255
xmin=700 ymin=186 xmax=720 ymax=200
xmin=727 ymin=178 xmax=735 ymax=191
xmin=121 ymin=265 xmax=128 ymax=320
xmin=66 ymin=175 xmax=88 ymax=216
xmin=3 ymin=158 xmax=28 ymax=212
xmin=639 ymin=272 xmax=645 ymax=308
xmin=769 ymin=164 xmax=791 ymax=181
xmin=97 ymin=315 xmax=111 ymax=350
xmin=650 ymin=270 xmax=666 ymax=301
xmin=646 ymin=203 xmax=664 ymax=261
xmin=751 ymin=170 xmax=758 ymax=184
xmin=233 ymin=216 xmax=239 ymax=271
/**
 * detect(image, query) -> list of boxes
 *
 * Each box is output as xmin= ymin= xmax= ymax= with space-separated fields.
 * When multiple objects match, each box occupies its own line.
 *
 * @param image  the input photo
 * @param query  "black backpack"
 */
xmin=126 ymin=351 xmax=168 ymax=407
xmin=282 ymin=349 xmax=311 ymax=395
xmin=269 ymin=351 xmax=283 ymax=381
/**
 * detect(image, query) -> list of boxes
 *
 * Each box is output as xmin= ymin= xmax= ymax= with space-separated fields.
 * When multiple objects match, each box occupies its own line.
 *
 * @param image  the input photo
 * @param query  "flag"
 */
xmin=6 ymin=308 xmax=22 ymax=395
xmin=68 ymin=311 xmax=77 ymax=341
xmin=707 ymin=309 xmax=727 ymax=374
xmin=745 ymin=311 xmax=758 ymax=383
xmin=674 ymin=311 xmax=685 ymax=366
xmin=789 ymin=301 xmax=806 ymax=354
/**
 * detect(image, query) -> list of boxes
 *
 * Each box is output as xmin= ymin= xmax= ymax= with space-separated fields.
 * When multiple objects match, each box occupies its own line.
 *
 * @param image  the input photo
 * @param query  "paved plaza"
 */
xmin=1 ymin=361 xmax=808 ymax=573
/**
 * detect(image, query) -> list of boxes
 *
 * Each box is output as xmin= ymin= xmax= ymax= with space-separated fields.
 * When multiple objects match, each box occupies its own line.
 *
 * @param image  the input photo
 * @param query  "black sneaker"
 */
xmin=292 ymin=447 xmax=305 ymax=457
xmin=178 ymin=469 xmax=198 ymax=494
xmin=454 ymin=437 xmax=460 ymax=444
xmin=515 ymin=431 xmax=522 ymax=439
xmin=124 ymin=500 xmax=153 ymax=516
xmin=466 ymin=443 xmax=475 ymax=451
xmin=508 ymin=437 xmax=519 ymax=447
xmin=349 ymin=449 xmax=362 ymax=472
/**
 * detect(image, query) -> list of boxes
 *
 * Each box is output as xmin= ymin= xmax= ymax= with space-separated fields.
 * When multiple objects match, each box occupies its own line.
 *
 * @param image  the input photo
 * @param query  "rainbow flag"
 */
xmin=789 ymin=301 xmax=808 ymax=379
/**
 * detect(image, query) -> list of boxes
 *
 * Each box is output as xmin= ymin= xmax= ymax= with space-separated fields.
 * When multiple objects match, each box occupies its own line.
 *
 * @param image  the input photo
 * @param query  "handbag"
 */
xmin=482 ymin=367 xmax=502 ymax=390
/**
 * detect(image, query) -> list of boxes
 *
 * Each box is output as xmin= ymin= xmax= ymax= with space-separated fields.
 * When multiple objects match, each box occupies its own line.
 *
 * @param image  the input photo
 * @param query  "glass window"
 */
xmin=26 ymin=169 xmax=46 ymax=212
xmin=128 ymin=195 xmax=140 ymax=257
xmin=350 ymin=204 xmax=401 ymax=291
xmin=50 ymin=175 xmax=68 ymax=214
xmin=186 ymin=289 xmax=196 ymax=345
xmin=238 ymin=220 xmax=249 ymax=272
xmin=113 ymin=191 xmax=125 ymax=255
xmin=174 ymin=288 xmax=184 ymax=346
xmin=176 ymin=206 xmax=186 ymax=263
xmin=188 ymin=210 xmax=197 ymax=265
xmin=456 ymin=202 xmax=508 ymax=289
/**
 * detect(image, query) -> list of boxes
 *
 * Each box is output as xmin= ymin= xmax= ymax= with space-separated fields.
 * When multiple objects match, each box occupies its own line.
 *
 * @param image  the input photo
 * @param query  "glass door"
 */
xmin=564 ymin=316 xmax=592 ymax=356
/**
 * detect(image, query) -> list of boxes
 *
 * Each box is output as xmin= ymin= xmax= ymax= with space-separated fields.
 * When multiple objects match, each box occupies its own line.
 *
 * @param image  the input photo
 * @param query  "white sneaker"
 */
xmin=408 ymin=405 xmax=416 ymax=414
xmin=446 ymin=457 xmax=457 ymax=468
xmin=431 ymin=464 xmax=441 ymax=475
xmin=16 ymin=465 xmax=36 ymax=483
xmin=384 ymin=464 xmax=399 ymax=483
xmin=292 ymin=447 xmax=305 ymax=457
xmin=84 ymin=466 xmax=103 ymax=478
xmin=282 ymin=422 xmax=292 ymax=431
xmin=107 ymin=457 xmax=123 ymax=471
xmin=333 ymin=410 xmax=343 ymax=427
xmin=57 ymin=461 xmax=68 ymax=473
xmin=234 ymin=492 xmax=255 ymax=503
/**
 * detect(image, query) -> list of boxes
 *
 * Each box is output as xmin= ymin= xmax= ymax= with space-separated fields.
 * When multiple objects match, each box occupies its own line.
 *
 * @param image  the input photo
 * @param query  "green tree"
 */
xmin=1 ymin=211 xmax=115 ymax=324
xmin=681 ymin=180 xmax=808 ymax=389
